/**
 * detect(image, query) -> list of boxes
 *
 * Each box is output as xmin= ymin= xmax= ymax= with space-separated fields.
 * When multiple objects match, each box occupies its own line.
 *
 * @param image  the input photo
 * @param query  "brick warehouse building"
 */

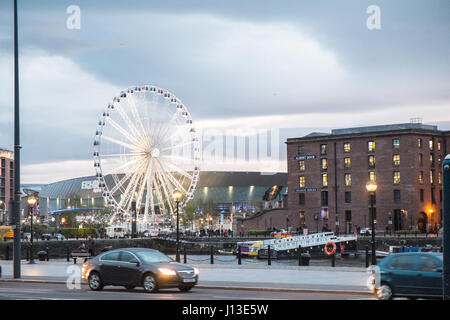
xmin=285 ymin=123 xmax=450 ymax=235
xmin=0 ymin=149 xmax=14 ymax=225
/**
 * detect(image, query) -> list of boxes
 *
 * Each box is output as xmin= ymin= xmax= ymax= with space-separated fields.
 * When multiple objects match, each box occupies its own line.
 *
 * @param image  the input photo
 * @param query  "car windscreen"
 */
xmin=135 ymin=250 xmax=173 ymax=263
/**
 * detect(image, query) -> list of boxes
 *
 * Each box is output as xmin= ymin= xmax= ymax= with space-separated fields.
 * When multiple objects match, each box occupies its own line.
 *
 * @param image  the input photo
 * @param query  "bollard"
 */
xmin=238 ymin=246 xmax=242 ymax=265
xmin=210 ymin=246 xmax=214 ymax=264
xmin=354 ymin=241 xmax=359 ymax=258
xmin=5 ymin=245 xmax=10 ymax=261
xmin=66 ymin=247 xmax=70 ymax=262
xmin=183 ymin=246 xmax=187 ymax=264
xmin=298 ymin=246 xmax=303 ymax=266
xmin=26 ymin=246 xmax=30 ymax=261
xmin=268 ymin=245 xmax=271 ymax=266
xmin=331 ymin=253 xmax=336 ymax=267
xmin=365 ymin=245 xmax=369 ymax=268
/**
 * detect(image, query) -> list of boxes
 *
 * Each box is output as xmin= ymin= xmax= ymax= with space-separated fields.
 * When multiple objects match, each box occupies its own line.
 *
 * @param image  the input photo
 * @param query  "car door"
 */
xmin=117 ymin=251 xmax=142 ymax=286
xmin=386 ymin=254 xmax=420 ymax=295
xmin=98 ymin=251 xmax=121 ymax=284
xmin=415 ymin=254 xmax=442 ymax=297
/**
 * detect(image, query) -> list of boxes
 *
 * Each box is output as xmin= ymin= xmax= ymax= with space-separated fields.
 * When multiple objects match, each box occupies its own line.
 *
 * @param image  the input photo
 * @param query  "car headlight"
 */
xmin=194 ymin=267 xmax=199 ymax=275
xmin=158 ymin=268 xmax=177 ymax=276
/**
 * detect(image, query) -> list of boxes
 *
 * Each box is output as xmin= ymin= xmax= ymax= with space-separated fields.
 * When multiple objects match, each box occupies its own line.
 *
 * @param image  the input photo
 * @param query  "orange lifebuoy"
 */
xmin=324 ymin=241 xmax=337 ymax=255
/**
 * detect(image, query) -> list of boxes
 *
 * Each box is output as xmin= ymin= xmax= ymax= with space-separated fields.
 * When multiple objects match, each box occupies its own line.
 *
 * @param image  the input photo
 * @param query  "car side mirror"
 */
xmin=435 ymin=267 xmax=443 ymax=272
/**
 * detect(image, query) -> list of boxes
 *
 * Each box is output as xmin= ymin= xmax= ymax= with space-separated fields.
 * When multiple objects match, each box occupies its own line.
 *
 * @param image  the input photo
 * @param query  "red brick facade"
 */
xmin=285 ymin=124 xmax=450 ymax=234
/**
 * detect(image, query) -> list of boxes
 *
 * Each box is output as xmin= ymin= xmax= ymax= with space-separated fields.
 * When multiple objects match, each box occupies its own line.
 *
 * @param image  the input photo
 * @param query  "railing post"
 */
xmin=268 ymin=245 xmax=271 ymax=266
xmin=298 ymin=246 xmax=303 ymax=266
xmin=238 ymin=246 xmax=242 ymax=265
xmin=5 ymin=245 xmax=10 ymax=260
xmin=331 ymin=252 xmax=336 ymax=267
xmin=183 ymin=246 xmax=187 ymax=264
xmin=210 ymin=246 xmax=214 ymax=264
xmin=365 ymin=245 xmax=369 ymax=268
xmin=66 ymin=246 xmax=70 ymax=262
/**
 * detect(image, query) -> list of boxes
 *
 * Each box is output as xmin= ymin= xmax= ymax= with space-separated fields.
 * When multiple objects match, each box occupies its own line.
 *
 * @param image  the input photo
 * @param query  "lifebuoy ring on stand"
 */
xmin=324 ymin=241 xmax=337 ymax=255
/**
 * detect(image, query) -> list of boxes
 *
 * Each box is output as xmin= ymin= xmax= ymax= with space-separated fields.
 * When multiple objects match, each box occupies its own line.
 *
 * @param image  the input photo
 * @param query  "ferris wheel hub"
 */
xmin=151 ymin=148 xmax=160 ymax=158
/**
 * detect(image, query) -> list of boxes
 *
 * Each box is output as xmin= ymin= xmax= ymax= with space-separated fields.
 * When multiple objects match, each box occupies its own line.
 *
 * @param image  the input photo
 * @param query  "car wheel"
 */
xmin=142 ymin=274 xmax=158 ymax=293
xmin=88 ymin=272 xmax=104 ymax=291
xmin=179 ymin=286 xmax=193 ymax=292
xmin=376 ymin=284 xmax=393 ymax=300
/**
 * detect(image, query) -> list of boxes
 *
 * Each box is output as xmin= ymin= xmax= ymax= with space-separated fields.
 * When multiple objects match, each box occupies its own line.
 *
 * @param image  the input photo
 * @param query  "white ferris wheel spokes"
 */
xmin=93 ymin=85 xmax=200 ymax=228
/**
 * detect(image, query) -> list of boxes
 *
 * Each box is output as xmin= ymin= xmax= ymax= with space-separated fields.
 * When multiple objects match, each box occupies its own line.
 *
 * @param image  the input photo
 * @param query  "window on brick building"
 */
xmin=345 ymin=192 xmax=351 ymax=203
xmin=394 ymin=190 xmax=401 ymax=203
xmin=368 ymin=155 xmax=376 ymax=168
xmin=299 ymin=193 xmax=306 ymax=205
xmin=344 ymin=143 xmax=351 ymax=153
xmin=299 ymin=160 xmax=306 ymax=171
xmin=369 ymin=171 xmax=376 ymax=182
xmin=393 ymin=171 xmax=401 ymax=184
xmin=321 ymin=158 xmax=328 ymax=171
xmin=393 ymin=154 xmax=400 ymax=166
xmin=344 ymin=157 xmax=351 ymax=169
xmin=320 ymin=144 xmax=327 ymax=155
xmin=393 ymin=138 xmax=400 ymax=149
xmin=321 ymin=191 xmax=328 ymax=206
xmin=419 ymin=171 xmax=424 ymax=184
xmin=322 ymin=173 xmax=328 ymax=187
xmin=420 ymin=189 xmax=424 ymax=202
xmin=368 ymin=141 xmax=376 ymax=152
xmin=299 ymin=176 xmax=306 ymax=188
xmin=345 ymin=174 xmax=352 ymax=186
xmin=419 ymin=153 xmax=423 ymax=166
xmin=298 ymin=145 xmax=304 ymax=154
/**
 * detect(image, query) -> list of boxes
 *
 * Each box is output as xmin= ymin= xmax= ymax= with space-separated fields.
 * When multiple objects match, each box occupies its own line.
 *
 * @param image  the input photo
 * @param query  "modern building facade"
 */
xmin=36 ymin=171 xmax=287 ymax=218
xmin=0 ymin=149 xmax=14 ymax=225
xmin=286 ymin=123 xmax=450 ymax=234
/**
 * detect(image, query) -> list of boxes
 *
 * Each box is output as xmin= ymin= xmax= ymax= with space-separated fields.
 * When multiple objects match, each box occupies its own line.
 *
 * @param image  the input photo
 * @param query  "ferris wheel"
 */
xmin=93 ymin=85 xmax=200 ymax=227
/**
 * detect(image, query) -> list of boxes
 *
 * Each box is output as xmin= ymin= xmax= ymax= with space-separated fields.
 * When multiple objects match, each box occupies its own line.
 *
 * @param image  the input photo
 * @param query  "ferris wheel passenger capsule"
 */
xmin=120 ymin=92 xmax=126 ymax=98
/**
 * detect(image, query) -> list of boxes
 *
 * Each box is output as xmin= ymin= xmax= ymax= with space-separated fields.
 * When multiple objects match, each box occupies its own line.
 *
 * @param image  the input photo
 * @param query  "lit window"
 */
xmin=418 ymin=138 xmax=422 ymax=148
xmin=430 ymin=171 xmax=434 ymax=184
xmin=430 ymin=154 xmax=434 ymax=165
xmin=429 ymin=140 xmax=434 ymax=151
xmin=419 ymin=171 xmax=424 ymax=184
xmin=344 ymin=143 xmax=351 ymax=153
xmin=298 ymin=161 xmax=306 ymax=171
xmin=393 ymin=139 xmax=400 ymax=149
xmin=299 ymin=176 xmax=306 ymax=188
xmin=369 ymin=171 xmax=376 ymax=182
xmin=368 ymin=141 xmax=375 ymax=152
xmin=345 ymin=174 xmax=352 ymax=186
xmin=393 ymin=171 xmax=401 ymax=184
xmin=344 ymin=157 xmax=351 ymax=169
xmin=393 ymin=154 xmax=400 ymax=166
xmin=321 ymin=158 xmax=328 ymax=170
xmin=438 ymin=141 xmax=441 ymax=151
xmin=439 ymin=172 xmax=442 ymax=185
xmin=322 ymin=173 xmax=328 ymax=187
xmin=419 ymin=153 xmax=423 ymax=166
xmin=368 ymin=155 xmax=376 ymax=168
xmin=320 ymin=144 xmax=327 ymax=155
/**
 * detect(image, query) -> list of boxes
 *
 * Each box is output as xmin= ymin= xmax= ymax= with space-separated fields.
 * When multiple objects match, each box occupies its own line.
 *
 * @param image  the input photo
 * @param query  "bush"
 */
xmin=60 ymin=228 xmax=99 ymax=239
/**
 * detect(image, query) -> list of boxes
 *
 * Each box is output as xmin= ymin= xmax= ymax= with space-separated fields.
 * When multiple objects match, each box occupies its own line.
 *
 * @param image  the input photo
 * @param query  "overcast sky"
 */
xmin=0 ymin=0 xmax=449 ymax=183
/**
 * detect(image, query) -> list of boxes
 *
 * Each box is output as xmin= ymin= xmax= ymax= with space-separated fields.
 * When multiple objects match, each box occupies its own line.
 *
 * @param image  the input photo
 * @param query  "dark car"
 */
xmin=82 ymin=248 xmax=199 ymax=293
xmin=371 ymin=252 xmax=442 ymax=300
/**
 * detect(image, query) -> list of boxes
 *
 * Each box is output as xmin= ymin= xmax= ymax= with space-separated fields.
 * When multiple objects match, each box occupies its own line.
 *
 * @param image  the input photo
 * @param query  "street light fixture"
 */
xmin=27 ymin=195 xmax=37 ymax=264
xmin=366 ymin=181 xmax=378 ymax=265
xmin=172 ymin=190 xmax=183 ymax=262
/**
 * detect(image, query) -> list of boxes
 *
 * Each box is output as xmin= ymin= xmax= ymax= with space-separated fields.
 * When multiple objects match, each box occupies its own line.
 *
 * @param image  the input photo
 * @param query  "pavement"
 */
xmin=0 ymin=259 xmax=373 ymax=296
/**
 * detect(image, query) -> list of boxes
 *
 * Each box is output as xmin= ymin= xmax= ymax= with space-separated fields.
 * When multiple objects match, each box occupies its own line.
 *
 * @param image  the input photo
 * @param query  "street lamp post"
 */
xmin=27 ymin=195 xmax=37 ymax=264
xmin=366 ymin=181 xmax=378 ymax=265
xmin=173 ymin=190 xmax=182 ymax=263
